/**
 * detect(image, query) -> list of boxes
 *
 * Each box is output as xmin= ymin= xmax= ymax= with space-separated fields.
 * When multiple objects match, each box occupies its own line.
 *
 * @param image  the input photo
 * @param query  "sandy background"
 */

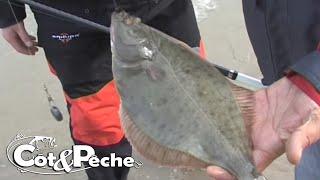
xmin=0 ymin=0 xmax=294 ymax=179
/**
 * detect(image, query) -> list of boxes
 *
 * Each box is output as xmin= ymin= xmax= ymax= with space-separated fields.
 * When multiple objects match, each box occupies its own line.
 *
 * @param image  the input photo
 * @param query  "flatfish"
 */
xmin=111 ymin=11 xmax=265 ymax=180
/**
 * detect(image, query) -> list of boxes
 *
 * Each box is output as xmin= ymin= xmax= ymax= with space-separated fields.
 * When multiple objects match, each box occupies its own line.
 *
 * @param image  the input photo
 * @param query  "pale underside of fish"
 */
xmin=111 ymin=11 xmax=266 ymax=180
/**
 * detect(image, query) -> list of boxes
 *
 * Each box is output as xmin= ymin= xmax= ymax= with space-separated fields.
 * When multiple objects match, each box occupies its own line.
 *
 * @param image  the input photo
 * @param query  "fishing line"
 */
xmin=6 ymin=0 xmax=64 ymax=121
xmin=112 ymin=0 xmax=118 ymax=9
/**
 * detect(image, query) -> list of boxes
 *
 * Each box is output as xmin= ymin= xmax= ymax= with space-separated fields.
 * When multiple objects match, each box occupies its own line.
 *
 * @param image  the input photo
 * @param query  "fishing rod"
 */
xmin=214 ymin=64 xmax=266 ymax=89
xmin=6 ymin=0 xmax=264 ymax=84
xmin=7 ymin=0 xmax=110 ymax=33
xmin=5 ymin=0 xmax=266 ymax=88
xmin=2 ymin=0 xmax=265 ymax=121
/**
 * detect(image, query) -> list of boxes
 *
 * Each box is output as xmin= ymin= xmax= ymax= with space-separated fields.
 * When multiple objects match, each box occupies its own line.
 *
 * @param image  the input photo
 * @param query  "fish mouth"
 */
xmin=111 ymin=11 xmax=142 ymax=45
xmin=110 ymin=31 xmax=147 ymax=67
xmin=111 ymin=11 xmax=148 ymax=67
xmin=111 ymin=11 xmax=141 ymax=26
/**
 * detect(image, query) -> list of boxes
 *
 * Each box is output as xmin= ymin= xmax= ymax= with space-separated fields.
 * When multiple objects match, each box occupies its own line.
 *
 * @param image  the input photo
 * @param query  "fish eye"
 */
xmin=139 ymin=46 xmax=154 ymax=59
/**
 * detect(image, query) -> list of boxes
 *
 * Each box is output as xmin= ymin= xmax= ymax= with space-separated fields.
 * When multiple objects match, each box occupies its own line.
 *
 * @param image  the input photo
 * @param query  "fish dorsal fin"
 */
xmin=119 ymin=104 xmax=208 ymax=168
xmin=228 ymin=81 xmax=256 ymax=137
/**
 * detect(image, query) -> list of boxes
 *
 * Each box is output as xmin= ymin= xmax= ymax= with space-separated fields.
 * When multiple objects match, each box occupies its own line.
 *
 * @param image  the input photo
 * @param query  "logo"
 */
xmin=6 ymin=134 xmax=142 ymax=175
xmin=52 ymin=33 xmax=80 ymax=44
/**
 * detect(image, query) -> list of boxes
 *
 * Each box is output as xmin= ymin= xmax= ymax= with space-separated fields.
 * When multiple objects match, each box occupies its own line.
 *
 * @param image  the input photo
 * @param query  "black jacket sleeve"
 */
xmin=0 ymin=1 xmax=26 ymax=28
xmin=242 ymin=0 xmax=320 ymax=91
xmin=290 ymin=51 xmax=320 ymax=91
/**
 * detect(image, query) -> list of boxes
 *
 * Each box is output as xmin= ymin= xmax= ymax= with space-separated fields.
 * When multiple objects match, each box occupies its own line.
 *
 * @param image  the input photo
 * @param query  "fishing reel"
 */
xmin=44 ymin=84 xmax=63 ymax=121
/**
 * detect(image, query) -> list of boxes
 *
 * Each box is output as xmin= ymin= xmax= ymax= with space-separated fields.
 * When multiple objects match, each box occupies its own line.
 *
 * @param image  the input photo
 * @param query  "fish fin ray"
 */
xmin=229 ymin=81 xmax=256 ymax=145
xmin=119 ymin=104 xmax=208 ymax=168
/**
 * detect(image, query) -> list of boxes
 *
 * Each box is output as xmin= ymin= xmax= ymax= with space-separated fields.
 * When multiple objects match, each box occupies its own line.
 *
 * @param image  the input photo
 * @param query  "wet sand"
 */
xmin=0 ymin=0 xmax=293 ymax=179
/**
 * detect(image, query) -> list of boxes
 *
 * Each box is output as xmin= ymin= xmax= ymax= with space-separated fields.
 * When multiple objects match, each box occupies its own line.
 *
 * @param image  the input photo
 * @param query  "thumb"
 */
xmin=16 ymin=23 xmax=33 ymax=47
xmin=286 ymin=109 xmax=320 ymax=164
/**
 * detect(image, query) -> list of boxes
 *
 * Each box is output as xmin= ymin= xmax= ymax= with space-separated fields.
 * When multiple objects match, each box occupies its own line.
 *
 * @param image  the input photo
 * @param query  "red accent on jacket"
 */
xmin=287 ymin=73 xmax=320 ymax=106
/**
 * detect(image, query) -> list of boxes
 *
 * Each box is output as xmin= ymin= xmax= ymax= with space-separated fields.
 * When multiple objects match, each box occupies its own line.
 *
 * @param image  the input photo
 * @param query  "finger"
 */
xmin=28 ymin=46 xmax=39 ymax=54
xmin=286 ymin=109 xmax=320 ymax=164
xmin=12 ymin=34 xmax=38 ymax=55
xmin=16 ymin=23 xmax=33 ymax=48
xmin=29 ymin=35 xmax=37 ymax=41
xmin=7 ymin=35 xmax=31 ymax=55
xmin=29 ymin=35 xmax=39 ymax=46
xmin=33 ymin=41 xmax=39 ymax=47
xmin=206 ymin=166 xmax=235 ymax=180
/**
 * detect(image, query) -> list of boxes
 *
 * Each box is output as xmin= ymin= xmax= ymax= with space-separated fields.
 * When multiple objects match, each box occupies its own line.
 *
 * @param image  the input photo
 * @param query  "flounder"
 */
xmin=111 ymin=11 xmax=266 ymax=180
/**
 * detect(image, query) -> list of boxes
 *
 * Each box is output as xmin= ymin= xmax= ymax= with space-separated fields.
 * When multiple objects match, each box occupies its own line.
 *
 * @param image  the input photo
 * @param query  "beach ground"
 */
xmin=0 ymin=0 xmax=294 ymax=179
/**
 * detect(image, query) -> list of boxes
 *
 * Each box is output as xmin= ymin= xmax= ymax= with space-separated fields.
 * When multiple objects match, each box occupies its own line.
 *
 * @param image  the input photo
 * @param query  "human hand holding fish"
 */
xmin=207 ymin=77 xmax=320 ymax=180
xmin=110 ymin=11 xmax=320 ymax=180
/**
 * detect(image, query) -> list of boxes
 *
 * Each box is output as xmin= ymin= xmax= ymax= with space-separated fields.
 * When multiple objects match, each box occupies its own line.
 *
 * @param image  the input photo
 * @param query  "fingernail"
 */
xmin=207 ymin=167 xmax=224 ymax=174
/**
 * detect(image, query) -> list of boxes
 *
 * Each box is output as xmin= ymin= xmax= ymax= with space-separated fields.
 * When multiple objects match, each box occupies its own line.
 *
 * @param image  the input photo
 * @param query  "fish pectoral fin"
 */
xmin=229 ymin=81 xmax=256 ymax=132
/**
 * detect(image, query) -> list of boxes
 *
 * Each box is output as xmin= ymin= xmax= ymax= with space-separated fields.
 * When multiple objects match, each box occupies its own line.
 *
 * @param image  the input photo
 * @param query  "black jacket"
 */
xmin=243 ymin=0 xmax=320 ymax=90
xmin=1 ymin=0 xmax=320 ymax=91
xmin=0 ymin=1 xmax=26 ymax=27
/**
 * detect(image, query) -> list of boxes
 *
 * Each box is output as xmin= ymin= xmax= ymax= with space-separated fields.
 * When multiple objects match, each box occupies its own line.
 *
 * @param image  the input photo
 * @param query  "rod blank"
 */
xmin=9 ymin=0 xmax=110 ymax=33
xmin=3 ymin=0 xmax=265 ymax=89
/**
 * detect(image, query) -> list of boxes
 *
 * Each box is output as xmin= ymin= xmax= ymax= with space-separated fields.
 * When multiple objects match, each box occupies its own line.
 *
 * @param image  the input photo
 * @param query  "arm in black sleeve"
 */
xmin=290 ymin=51 xmax=320 ymax=92
xmin=242 ymin=0 xmax=320 ymax=90
xmin=0 ymin=1 xmax=26 ymax=28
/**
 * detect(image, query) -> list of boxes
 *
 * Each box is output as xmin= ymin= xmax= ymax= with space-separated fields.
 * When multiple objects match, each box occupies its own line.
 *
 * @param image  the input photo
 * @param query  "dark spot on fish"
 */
xmin=179 ymin=123 xmax=184 ymax=129
xmin=178 ymin=134 xmax=185 ymax=140
xmin=227 ymin=106 xmax=234 ymax=112
xmin=149 ymin=117 xmax=156 ymax=122
xmin=185 ymin=69 xmax=191 ymax=74
xmin=216 ymin=114 xmax=223 ymax=123
xmin=210 ymin=112 xmax=215 ymax=116
xmin=160 ymin=97 xmax=168 ymax=104
xmin=156 ymin=97 xmax=168 ymax=106
xmin=169 ymin=87 xmax=175 ymax=92
xmin=193 ymin=123 xmax=199 ymax=129
xmin=146 ymin=64 xmax=165 ymax=81
xmin=198 ymin=91 xmax=204 ymax=97
xmin=159 ymin=124 xmax=166 ymax=129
